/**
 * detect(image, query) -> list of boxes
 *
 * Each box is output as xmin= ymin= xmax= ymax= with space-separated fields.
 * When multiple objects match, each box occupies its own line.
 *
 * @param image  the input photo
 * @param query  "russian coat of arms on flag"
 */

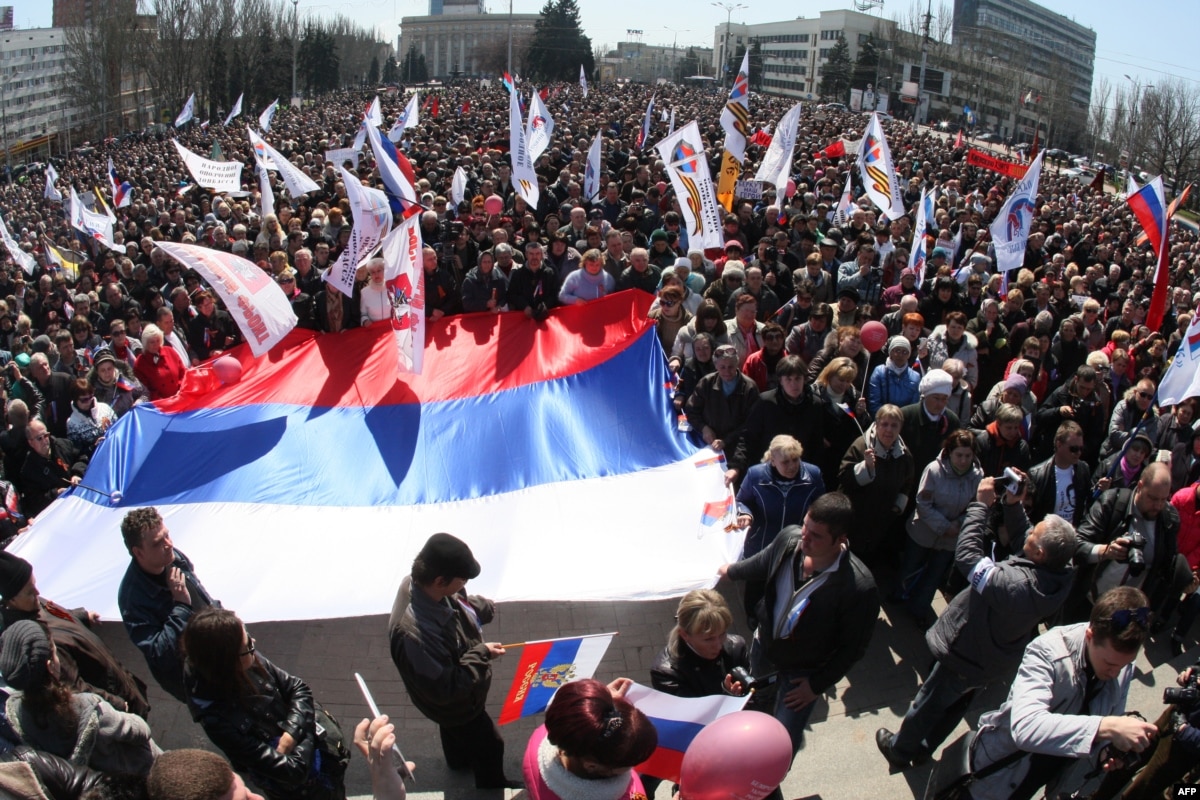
xmin=499 ymin=633 xmax=616 ymax=724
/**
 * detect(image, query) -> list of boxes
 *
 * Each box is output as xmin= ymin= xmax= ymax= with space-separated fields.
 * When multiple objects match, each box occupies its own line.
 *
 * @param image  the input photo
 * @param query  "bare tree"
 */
xmin=1139 ymin=78 xmax=1200 ymax=185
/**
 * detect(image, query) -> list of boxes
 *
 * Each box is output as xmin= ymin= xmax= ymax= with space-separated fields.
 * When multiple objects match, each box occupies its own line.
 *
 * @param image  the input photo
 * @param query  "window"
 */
xmin=819 ymin=48 xmax=832 ymax=59
xmin=820 ymin=29 xmax=840 ymax=41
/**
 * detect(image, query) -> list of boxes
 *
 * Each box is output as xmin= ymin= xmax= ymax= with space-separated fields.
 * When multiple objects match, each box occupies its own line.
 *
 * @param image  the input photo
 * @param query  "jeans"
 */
xmin=898 ymin=538 xmax=956 ymax=621
xmin=438 ymin=710 xmax=507 ymax=787
xmin=892 ymin=660 xmax=979 ymax=761
xmin=750 ymin=635 xmax=813 ymax=800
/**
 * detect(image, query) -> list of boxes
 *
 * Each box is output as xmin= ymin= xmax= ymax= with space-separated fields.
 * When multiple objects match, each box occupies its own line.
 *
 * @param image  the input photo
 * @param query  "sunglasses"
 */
xmin=1067 ymin=445 xmax=1084 ymax=454
xmin=1137 ymin=391 xmax=1153 ymax=400
xmin=659 ymin=299 xmax=678 ymax=307
xmin=1110 ymin=607 xmax=1151 ymax=632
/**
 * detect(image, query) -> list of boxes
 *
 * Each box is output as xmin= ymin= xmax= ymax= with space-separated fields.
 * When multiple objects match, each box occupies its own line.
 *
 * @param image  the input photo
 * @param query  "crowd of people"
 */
xmin=0 ymin=75 xmax=1196 ymax=798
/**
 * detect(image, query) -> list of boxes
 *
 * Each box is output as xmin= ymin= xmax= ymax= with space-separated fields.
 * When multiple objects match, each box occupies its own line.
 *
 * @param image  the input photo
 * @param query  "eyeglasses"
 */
xmin=659 ymin=299 xmax=678 ymax=307
xmin=1110 ymin=607 xmax=1151 ymax=632
xmin=279 ymin=277 xmax=295 ymax=284
xmin=1067 ymin=445 xmax=1084 ymax=454
xmin=240 ymin=637 xmax=257 ymax=657
xmin=1137 ymin=391 xmax=1153 ymax=400
xmin=32 ymin=433 xmax=51 ymax=441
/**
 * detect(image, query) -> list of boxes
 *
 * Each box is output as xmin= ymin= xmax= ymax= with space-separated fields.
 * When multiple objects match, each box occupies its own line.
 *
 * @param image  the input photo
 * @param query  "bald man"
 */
xmin=1074 ymin=462 xmax=1192 ymax=623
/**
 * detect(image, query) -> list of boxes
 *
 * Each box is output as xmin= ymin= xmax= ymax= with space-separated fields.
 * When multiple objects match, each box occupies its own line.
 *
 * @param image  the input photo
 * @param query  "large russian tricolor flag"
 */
xmin=13 ymin=293 xmax=741 ymax=622
xmin=625 ymin=682 xmax=749 ymax=782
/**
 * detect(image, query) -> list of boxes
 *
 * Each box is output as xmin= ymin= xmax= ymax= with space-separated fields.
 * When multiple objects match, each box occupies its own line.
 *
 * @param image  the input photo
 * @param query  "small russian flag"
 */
xmin=625 ymin=683 xmax=748 ymax=783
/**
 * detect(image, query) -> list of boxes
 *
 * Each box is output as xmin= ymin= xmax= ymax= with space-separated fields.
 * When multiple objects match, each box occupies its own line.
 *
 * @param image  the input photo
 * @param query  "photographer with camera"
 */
xmin=877 ymin=471 xmax=1076 ymax=772
xmin=1033 ymin=365 xmax=1106 ymax=464
xmin=1072 ymin=463 xmax=1191 ymax=626
xmin=1091 ymin=663 xmax=1200 ymax=800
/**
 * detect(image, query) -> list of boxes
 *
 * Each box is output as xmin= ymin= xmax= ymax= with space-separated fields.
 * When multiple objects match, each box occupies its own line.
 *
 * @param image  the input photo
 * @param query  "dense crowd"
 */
xmin=0 ymin=77 xmax=1197 ymax=799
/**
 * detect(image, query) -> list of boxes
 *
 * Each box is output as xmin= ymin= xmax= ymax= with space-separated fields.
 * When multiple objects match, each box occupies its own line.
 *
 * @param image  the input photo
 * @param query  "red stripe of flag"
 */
xmin=499 ymin=640 xmax=554 ymax=723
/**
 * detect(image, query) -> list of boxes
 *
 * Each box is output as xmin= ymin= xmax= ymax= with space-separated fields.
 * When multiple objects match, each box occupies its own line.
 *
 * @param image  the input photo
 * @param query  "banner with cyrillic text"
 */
xmin=172 ymin=140 xmax=243 ymax=193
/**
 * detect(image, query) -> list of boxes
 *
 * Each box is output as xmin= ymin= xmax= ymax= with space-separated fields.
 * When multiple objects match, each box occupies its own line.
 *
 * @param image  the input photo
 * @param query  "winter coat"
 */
xmin=735 ymin=461 xmax=825 ymax=558
xmin=1075 ymin=487 xmax=1182 ymax=610
xmin=460 ymin=266 xmax=509 ymax=313
xmin=926 ymin=502 xmax=1073 ymax=685
xmin=925 ymin=326 xmax=979 ymax=389
xmin=867 ymin=364 xmax=921 ymax=414
xmin=907 ymin=455 xmax=983 ymax=551
xmin=4 ymin=692 xmax=160 ymax=776
xmin=839 ymin=426 xmax=916 ymax=558
xmin=1101 ymin=398 xmax=1157 ymax=460
xmin=1027 ymin=457 xmax=1092 ymax=528
xmin=730 ymin=385 xmax=825 ymax=476
xmin=974 ymin=423 xmax=1032 ymax=479
xmin=968 ymin=623 xmax=1134 ymax=800
xmin=684 ymin=372 xmax=760 ymax=453
xmin=900 ymin=403 xmax=962 ymax=478
xmin=670 ymin=318 xmax=731 ymax=365
xmin=650 ymin=634 xmax=749 ymax=699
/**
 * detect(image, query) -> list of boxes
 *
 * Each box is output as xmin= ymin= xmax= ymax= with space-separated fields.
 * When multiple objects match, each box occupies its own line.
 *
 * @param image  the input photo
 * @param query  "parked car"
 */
xmin=977 ymin=132 xmax=1002 ymax=143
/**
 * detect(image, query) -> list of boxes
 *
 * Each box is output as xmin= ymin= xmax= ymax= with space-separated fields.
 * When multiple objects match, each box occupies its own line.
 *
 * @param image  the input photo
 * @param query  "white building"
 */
xmin=713 ymin=9 xmax=890 ymax=100
xmin=398 ymin=11 xmax=540 ymax=80
xmin=0 ymin=27 xmax=75 ymax=161
xmin=606 ymin=41 xmax=713 ymax=83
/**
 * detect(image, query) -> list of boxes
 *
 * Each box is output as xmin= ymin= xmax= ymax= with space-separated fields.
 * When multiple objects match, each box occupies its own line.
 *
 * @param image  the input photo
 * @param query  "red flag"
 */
xmin=1147 ymin=230 xmax=1171 ymax=331
xmin=420 ymin=95 xmax=432 ymax=112
xmin=1088 ymin=167 xmax=1106 ymax=193
xmin=815 ymin=139 xmax=846 ymax=160
xmin=430 ymin=96 xmax=440 ymax=118
xmin=539 ymin=87 xmax=549 ymax=101
xmin=954 ymin=129 xmax=963 ymax=149
xmin=750 ymin=129 xmax=773 ymax=148
xmin=460 ymin=100 xmax=470 ymax=115
xmin=1028 ymin=128 xmax=1039 ymax=162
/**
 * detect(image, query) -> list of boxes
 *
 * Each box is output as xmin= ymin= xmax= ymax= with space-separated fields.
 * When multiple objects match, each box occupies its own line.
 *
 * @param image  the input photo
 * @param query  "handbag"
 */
xmin=933 ymin=746 xmax=1027 ymax=800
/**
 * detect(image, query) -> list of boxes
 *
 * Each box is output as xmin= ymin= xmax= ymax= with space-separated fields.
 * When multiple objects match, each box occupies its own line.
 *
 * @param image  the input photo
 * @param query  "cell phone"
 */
xmin=354 ymin=673 xmax=414 ymax=781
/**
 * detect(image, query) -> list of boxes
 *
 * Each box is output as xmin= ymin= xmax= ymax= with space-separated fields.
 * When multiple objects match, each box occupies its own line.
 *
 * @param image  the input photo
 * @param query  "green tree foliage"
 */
xmin=401 ymin=44 xmax=428 ymax=83
xmin=852 ymin=34 xmax=880 ymax=90
xmin=818 ymin=35 xmax=852 ymax=102
xmin=525 ymin=0 xmax=593 ymax=82
xmin=367 ymin=55 xmax=380 ymax=86
xmin=299 ymin=22 xmax=340 ymax=95
xmin=382 ymin=55 xmax=399 ymax=84
xmin=674 ymin=47 xmax=699 ymax=83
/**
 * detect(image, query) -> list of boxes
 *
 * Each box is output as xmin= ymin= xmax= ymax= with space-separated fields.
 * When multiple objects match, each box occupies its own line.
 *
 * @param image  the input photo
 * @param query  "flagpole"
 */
xmin=500 ymin=631 xmax=619 ymax=649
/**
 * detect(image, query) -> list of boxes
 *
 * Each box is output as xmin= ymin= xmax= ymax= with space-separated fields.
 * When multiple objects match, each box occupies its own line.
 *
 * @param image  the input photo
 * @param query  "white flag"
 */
xmin=1159 ymin=312 xmax=1200 ymax=405
xmin=656 ymin=121 xmax=723 ymax=251
xmin=720 ymin=51 xmax=751 ymax=163
xmin=584 ymin=130 xmax=603 ymax=202
xmin=450 ymin=166 xmax=468 ymax=209
xmin=509 ymin=87 xmax=540 ymax=209
xmin=174 ymin=93 xmax=196 ymax=128
xmin=857 ymin=112 xmax=906 ymax=220
xmin=364 ymin=95 xmax=382 ymax=127
xmin=580 ymin=65 xmax=588 ymax=98
xmin=43 ymin=164 xmax=62 ymax=202
xmin=909 ymin=188 xmax=930 ymax=275
xmin=156 ymin=242 xmax=297 ymax=358
xmin=247 ymin=127 xmax=319 ymax=197
xmin=754 ymin=102 xmax=802 ymax=190
xmin=258 ymin=99 xmax=279 ymax=133
xmin=171 ymin=139 xmax=243 ymax=194
xmin=224 ymin=93 xmax=243 ymax=127
xmin=68 ymin=187 xmax=117 ymax=251
xmin=990 ymin=150 xmax=1046 ymax=289
xmin=389 ymin=93 xmax=420 ymax=142
xmin=831 ymin=170 xmax=854 ymax=227
xmin=255 ymin=157 xmax=274 ymax=221
xmin=325 ymin=166 xmax=392 ymax=296
xmin=379 ymin=213 xmax=426 ymax=375
xmin=668 ymin=108 xmax=676 ymax=136
xmin=0 ymin=212 xmax=37 ymax=275
xmin=526 ymin=90 xmax=555 ymax=162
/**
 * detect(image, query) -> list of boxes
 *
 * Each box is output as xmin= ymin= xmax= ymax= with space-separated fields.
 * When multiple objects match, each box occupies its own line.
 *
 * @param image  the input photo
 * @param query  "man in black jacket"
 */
xmin=1033 ymin=364 xmax=1105 ymax=463
xmin=1073 ymin=462 xmax=1190 ymax=623
xmin=876 ymin=474 xmax=1075 ymax=770
xmin=720 ymin=492 xmax=879 ymax=778
xmin=388 ymin=533 xmax=518 ymax=790
xmin=1028 ymin=420 xmax=1092 ymax=528
xmin=726 ymin=355 xmax=823 ymax=484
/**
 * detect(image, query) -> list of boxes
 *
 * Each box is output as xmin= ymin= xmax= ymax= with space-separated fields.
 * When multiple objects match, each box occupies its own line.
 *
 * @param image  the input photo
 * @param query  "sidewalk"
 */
xmin=96 ymin=581 xmax=1195 ymax=799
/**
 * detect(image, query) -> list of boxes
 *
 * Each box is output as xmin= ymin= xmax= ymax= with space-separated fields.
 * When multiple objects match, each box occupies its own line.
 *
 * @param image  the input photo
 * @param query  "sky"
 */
xmin=10 ymin=0 xmax=1198 ymax=96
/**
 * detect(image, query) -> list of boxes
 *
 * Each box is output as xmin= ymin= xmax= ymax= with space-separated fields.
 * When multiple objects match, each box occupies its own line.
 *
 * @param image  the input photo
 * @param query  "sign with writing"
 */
xmin=172 ymin=140 xmax=243 ymax=193
xmin=966 ymin=148 xmax=1029 ymax=180
xmin=325 ymin=148 xmax=359 ymax=170
xmin=734 ymin=179 xmax=762 ymax=199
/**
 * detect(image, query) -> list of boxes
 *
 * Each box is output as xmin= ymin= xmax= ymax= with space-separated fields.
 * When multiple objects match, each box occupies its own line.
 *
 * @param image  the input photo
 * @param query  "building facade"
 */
xmin=1 ymin=27 xmax=75 ymax=161
xmin=398 ymin=11 xmax=540 ymax=80
xmin=712 ymin=9 xmax=886 ymax=100
xmin=606 ymin=41 xmax=713 ymax=83
xmin=52 ymin=0 xmax=135 ymax=28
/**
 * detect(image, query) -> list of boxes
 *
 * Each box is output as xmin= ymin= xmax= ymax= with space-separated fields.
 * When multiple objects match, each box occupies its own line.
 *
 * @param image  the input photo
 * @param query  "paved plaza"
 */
xmin=94 ymin=578 xmax=1197 ymax=799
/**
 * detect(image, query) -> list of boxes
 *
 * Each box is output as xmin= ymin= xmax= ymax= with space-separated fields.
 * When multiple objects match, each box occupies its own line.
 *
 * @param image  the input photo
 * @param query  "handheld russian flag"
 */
xmin=637 ymin=94 xmax=656 ymax=150
xmin=108 ymin=158 xmax=132 ymax=209
xmin=498 ymin=633 xmax=616 ymax=724
xmin=1126 ymin=177 xmax=1169 ymax=259
xmin=625 ymin=683 xmax=749 ymax=782
xmin=501 ymin=71 xmax=515 ymax=93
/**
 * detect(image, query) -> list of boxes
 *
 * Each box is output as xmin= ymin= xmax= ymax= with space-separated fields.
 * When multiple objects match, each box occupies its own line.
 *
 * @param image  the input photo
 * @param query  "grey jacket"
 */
xmin=927 ymin=502 xmax=1074 ymax=684
xmin=907 ymin=455 xmax=984 ymax=551
xmin=968 ymin=623 xmax=1134 ymax=800
xmin=5 ymin=692 xmax=161 ymax=776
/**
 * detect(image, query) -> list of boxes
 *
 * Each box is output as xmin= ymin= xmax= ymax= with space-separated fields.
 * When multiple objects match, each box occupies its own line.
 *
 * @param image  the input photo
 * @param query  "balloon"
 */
xmin=678 ymin=711 xmax=792 ymax=800
xmin=785 ymin=179 xmax=797 ymax=199
xmin=484 ymin=195 xmax=504 ymax=216
xmin=860 ymin=320 xmax=889 ymax=353
xmin=213 ymin=356 xmax=243 ymax=385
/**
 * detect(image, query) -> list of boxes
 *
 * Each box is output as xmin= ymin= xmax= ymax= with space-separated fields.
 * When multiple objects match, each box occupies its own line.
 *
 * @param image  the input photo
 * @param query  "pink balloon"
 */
xmin=213 ymin=356 xmax=243 ymax=385
xmin=484 ymin=195 xmax=504 ymax=216
xmin=860 ymin=320 xmax=889 ymax=353
xmin=678 ymin=711 xmax=792 ymax=800
xmin=785 ymin=179 xmax=797 ymax=199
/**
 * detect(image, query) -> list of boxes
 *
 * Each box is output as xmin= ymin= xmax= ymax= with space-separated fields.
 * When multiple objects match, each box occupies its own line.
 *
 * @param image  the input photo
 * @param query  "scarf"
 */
xmin=1118 ymin=455 xmax=1140 ymax=486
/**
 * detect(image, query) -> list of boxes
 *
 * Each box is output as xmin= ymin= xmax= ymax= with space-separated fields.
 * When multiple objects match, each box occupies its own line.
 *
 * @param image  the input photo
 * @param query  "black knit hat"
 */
xmin=0 ymin=619 xmax=51 ymax=691
xmin=0 ymin=551 xmax=32 ymax=602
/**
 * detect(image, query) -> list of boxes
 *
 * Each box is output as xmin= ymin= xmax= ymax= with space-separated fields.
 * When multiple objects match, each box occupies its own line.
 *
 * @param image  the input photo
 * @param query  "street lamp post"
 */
xmin=711 ymin=2 xmax=746 ymax=89
xmin=1123 ymin=74 xmax=1151 ymax=189
xmin=291 ymin=0 xmax=299 ymax=103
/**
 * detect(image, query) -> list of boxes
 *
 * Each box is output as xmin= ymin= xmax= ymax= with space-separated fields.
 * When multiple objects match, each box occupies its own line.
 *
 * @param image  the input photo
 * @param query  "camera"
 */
xmin=1123 ymin=531 xmax=1148 ymax=576
xmin=730 ymin=666 xmax=779 ymax=693
xmin=1163 ymin=663 xmax=1199 ymax=709
xmin=994 ymin=467 xmax=1025 ymax=495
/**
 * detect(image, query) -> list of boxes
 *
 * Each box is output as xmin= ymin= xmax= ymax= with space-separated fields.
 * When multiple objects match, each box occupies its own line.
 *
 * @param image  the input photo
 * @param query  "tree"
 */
xmin=382 ymin=54 xmax=398 ymax=84
xmin=525 ymin=0 xmax=593 ymax=82
xmin=299 ymin=22 xmax=340 ymax=95
xmin=818 ymin=35 xmax=852 ymax=102
xmin=674 ymin=46 xmax=700 ymax=83
xmin=400 ymin=44 xmax=428 ymax=84
xmin=852 ymin=34 xmax=880 ymax=91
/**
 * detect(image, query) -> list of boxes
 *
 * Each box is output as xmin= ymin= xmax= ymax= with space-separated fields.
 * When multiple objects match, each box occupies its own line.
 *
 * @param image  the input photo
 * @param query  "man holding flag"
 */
xmin=388 ymin=533 xmax=520 ymax=790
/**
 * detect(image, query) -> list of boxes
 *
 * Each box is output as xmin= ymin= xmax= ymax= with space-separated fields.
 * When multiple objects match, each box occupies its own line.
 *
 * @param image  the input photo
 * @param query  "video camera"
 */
xmin=1164 ymin=662 xmax=1200 ymax=710
xmin=1123 ymin=531 xmax=1149 ymax=577
xmin=730 ymin=667 xmax=779 ymax=694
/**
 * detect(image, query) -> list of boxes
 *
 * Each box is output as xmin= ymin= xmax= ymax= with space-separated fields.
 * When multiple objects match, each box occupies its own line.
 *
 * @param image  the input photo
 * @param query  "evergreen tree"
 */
xmin=748 ymin=40 xmax=764 ymax=92
xmin=818 ymin=35 xmax=852 ymax=102
xmin=674 ymin=47 xmax=699 ymax=83
xmin=368 ymin=55 xmax=380 ymax=86
xmin=852 ymin=34 xmax=880 ymax=90
xmin=401 ymin=44 xmax=428 ymax=83
xmin=525 ymin=0 xmax=593 ymax=82
xmin=382 ymin=54 xmax=399 ymax=84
